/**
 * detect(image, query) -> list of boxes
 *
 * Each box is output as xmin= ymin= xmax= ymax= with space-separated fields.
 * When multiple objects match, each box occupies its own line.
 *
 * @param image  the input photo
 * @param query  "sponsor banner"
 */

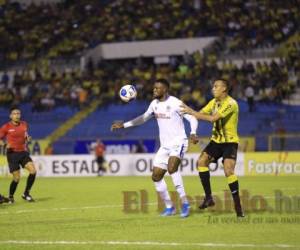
xmin=30 ymin=153 xmax=245 ymax=177
xmin=188 ymin=137 xmax=255 ymax=153
xmin=244 ymin=152 xmax=300 ymax=175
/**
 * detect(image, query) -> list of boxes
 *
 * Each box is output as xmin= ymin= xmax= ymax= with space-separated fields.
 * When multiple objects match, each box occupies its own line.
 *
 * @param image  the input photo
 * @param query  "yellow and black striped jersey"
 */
xmin=201 ymin=95 xmax=239 ymax=143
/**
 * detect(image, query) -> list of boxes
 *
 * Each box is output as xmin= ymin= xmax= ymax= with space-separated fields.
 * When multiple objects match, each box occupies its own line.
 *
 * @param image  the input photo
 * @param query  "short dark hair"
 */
xmin=10 ymin=106 xmax=20 ymax=113
xmin=155 ymin=78 xmax=170 ymax=89
xmin=215 ymin=79 xmax=231 ymax=93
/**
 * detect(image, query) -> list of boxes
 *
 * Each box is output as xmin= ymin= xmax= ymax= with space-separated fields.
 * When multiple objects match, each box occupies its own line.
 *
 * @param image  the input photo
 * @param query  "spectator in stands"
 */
xmin=275 ymin=120 xmax=286 ymax=152
xmin=44 ymin=143 xmax=53 ymax=155
xmin=245 ymin=84 xmax=255 ymax=112
xmin=132 ymin=140 xmax=147 ymax=153
xmin=1 ymin=71 xmax=9 ymax=86
xmin=1 ymin=44 xmax=298 ymax=111
xmin=40 ymin=93 xmax=55 ymax=111
xmin=1 ymin=0 xmax=298 ymax=63
xmin=78 ymin=87 xmax=88 ymax=109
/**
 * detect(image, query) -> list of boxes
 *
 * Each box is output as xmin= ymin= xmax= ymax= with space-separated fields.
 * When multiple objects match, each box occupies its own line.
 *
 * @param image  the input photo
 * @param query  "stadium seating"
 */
xmin=2 ymin=99 xmax=294 ymax=151
xmin=0 ymin=104 xmax=76 ymax=139
xmin=0 ymin=1 xmax=298 ymax=153
xmin=51 ymin=100 xmax=300 ymax=152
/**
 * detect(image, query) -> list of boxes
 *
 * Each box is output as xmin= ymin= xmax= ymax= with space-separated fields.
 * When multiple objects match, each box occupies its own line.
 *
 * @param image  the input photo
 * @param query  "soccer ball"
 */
xmin=119 ymin=84 xmax=137 ymax=102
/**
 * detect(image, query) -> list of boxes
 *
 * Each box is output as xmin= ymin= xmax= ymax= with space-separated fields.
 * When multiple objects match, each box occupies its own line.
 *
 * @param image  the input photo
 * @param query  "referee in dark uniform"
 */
xmin=0 ymin=107 xmax=37 ymax=203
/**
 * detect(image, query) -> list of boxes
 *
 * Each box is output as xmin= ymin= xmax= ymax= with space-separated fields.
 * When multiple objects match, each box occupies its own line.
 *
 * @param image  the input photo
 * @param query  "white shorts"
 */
xmin=153 ymin=141 xmax=188 ymax=170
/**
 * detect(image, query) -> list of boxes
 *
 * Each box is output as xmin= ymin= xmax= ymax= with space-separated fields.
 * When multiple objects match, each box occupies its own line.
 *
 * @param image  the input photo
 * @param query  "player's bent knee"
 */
xmin=31 ymin=169 xmax=37 ymax=175
xmin=224 ymin=169 xmax=234 ymax=177
xmin=152 ymin=174 xmax=163 ymax=182
xmin=31 ymin=167 xmax=37 ymax=175
xmin=13 ymin=176 xmax=20 ymax=182
xmin=167 ymin=167 xmax=177 ymax=175
xmin=198 ymin=159 xmax=206 ymax=167
xmin=25 ymin=162 xmax=37 ymax=174
xmin=198 ymin=154 xmax=210 ymax=166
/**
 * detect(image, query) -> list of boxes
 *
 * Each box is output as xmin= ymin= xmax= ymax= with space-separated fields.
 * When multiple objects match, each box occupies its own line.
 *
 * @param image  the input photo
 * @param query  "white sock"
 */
xmin=171 ymin=171 xmax=188 ymax=204
xmin=154 ymin=179 xmax=173 ymax=208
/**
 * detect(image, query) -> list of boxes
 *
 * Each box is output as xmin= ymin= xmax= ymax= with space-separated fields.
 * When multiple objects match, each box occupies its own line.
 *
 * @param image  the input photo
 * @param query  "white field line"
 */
xmin=0 ymin=203 xmax=157 ymax=215
xmin=0 ymin=240 xmax=298 ymax=248
xmin=0 ymin=195 xmax=297 ymax=215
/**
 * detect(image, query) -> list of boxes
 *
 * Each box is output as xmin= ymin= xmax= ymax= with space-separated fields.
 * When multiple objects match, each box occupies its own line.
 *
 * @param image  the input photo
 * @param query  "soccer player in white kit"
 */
xmin=111 ymin=79 xmax=199 ymax=217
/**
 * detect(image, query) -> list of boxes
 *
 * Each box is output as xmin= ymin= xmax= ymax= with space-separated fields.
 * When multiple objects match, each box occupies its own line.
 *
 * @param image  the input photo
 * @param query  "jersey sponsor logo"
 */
xmin=8 ymin=129 xmax=15 ymax=132
xmin=154 ymin=113 xmax=171 ymax=119
xmin=221 ymin=104 xmax=232 ymax=114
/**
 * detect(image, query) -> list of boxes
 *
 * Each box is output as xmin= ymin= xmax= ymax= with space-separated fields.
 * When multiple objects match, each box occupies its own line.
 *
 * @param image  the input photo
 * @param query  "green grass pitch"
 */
xmin=0 ymin=176 xmax=299 ymax=250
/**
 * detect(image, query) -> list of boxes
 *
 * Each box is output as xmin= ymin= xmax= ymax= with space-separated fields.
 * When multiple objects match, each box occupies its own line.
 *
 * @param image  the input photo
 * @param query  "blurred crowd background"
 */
xmin=0 ymin=0 xmax=299 ymax=153
xmin=0 ymin=0 xmax=299 ymax=111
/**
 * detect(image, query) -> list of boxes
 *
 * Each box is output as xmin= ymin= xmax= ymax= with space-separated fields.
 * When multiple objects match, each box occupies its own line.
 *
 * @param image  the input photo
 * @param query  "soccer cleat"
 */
xmin=236 ymin=203 xmax=245 ymax=217
xmin=235 ymin=203 xmax=245 ymax=217
xmin=180 ymin=202 xmax=190 ymax=218
xmin=233 ymin=196 xmax=244 ymax=217
xmin=0 ymin=195 xmax=9 ymax=204
xmin=97 ymin=170 xmax=104 ymax=176
xmin=161 ymin=206 xmax=176 ymax=216
xmin=236 ymin=210 xmax=245 ymax=218
xmin=199 ymin=196 xmax=215 ymax=209
xmin=22 ymin=193 xmax=35 ymax=202
xmin=8 ymin=196 xmax=15 ymax=204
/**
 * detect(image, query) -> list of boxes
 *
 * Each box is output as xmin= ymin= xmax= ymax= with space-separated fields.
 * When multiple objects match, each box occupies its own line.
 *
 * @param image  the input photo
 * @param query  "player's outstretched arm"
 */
xmin=180 ymin=103 xmax=221 ymax=123
xmin=111 ymin=122 xmax=124 ymax=131
xmin=182 ymin=111 xmax=199 ymax=144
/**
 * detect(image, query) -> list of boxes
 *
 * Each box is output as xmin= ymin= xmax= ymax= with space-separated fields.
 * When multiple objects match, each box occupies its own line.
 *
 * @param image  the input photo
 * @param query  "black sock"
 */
xmin=9 ymin=180 xmax=19 ymax=197
xmin=228 ymin=180 xmax=241 ymax=207
xmin=229 ymin=180 xmax=239 ymax=197
xmin=24 ymin=173 xmax=36 ymax=195
xmin=199 ymin=171 xmax=212 ymax=198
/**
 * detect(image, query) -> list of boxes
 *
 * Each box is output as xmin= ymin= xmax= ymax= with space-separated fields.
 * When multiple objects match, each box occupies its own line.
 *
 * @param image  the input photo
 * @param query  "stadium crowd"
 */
xmin=1 ymin=44 xmax=299 ymax=111
xmin=0 ymin=0 xmax=299 ymax=63
xmin=0 ymin=0 xmax=299 ymax=111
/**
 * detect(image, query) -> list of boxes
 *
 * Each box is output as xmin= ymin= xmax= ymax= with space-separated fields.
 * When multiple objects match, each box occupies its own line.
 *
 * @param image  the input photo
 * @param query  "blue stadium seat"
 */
xmin=62 ymin=100 xmax=300 ymax=152
xmin=0 ymin=105 xmax=76 ymax=139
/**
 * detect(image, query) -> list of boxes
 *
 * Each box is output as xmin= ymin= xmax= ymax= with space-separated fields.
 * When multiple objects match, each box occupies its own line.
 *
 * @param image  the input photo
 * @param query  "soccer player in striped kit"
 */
xmin=181 ymin=79 xmax=244 ymax=217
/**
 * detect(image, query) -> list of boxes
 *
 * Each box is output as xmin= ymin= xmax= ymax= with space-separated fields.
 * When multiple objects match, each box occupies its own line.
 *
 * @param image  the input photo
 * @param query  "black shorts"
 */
xmin=96 ymin=156 xmax=105 ymax=165
xmin=203 ymin=141 xmax=238 ymax=162
xmin=6 ymin=150 xmax=33 ymax=173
